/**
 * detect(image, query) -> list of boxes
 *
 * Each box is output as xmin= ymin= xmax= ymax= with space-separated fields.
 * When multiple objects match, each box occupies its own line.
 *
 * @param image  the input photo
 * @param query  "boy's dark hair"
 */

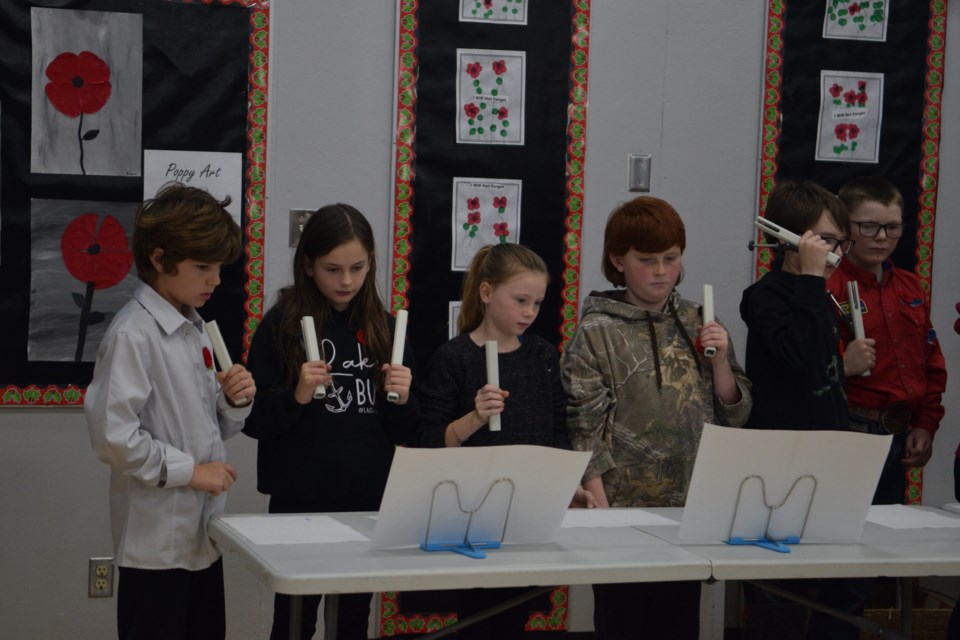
xmin=602 ymin=196 xmax=686 ymax=287
xmin=459 ymin=243 xmax=549 ymax=334
xmin=838 ymin=176 xmax=904 ymax=212
xmin=763 ymin=181 xmax=849 ymax=245
xmin=133 ymin=182 xmax=242 ymax=283
xmin=275 ymin=203 xmax=390 ymax=387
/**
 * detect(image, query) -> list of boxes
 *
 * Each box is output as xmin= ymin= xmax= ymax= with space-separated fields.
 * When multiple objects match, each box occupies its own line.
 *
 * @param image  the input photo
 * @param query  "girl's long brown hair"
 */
xmin=273 ymin=204 xmax=391 ymax=388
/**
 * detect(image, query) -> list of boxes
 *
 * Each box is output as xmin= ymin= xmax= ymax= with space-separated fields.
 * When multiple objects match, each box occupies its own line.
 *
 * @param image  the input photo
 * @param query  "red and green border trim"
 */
xmin=388 ymin=1 xmax=591 ymax=351
xmin=755 ymin=0 xmax=947 ymax=502
xmin=379 ymin=586 xmax=570 ymax=636
xmin=1 ymin=0 xmax=268 ymax=407
xmin=382 ymin=1 xmax=590 ymax=632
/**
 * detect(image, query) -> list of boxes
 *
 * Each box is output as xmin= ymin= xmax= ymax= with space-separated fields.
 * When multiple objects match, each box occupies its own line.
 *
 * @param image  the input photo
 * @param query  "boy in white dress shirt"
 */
xmin=85 ymin=183 xmax=256 ymax=640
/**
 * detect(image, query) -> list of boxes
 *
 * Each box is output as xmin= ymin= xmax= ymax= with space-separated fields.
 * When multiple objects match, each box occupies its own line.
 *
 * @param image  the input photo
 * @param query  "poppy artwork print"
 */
xmin=459 ymin=0 xmax=528 ymax=25
xmin=822 ymin=0 xmax=889 ymax=42
xmin=30 ymin=8 xmax=142 ymax=177
xmin=29 ymin=199 xmax=139 ymax=363
xmin=449 ymin=177 xmax=523 ymax=270
xmin=814 ymin=70 xmax=884 ymax=164
xmin=456 ymin=49 xmax=526 ymax=146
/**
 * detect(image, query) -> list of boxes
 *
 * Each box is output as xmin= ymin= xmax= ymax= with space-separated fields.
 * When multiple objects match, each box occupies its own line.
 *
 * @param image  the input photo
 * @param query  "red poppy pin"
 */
xmin=356 ymin=329 xmax=366 ymax=346
xmin=203 ymin=346 xmax=214 ymax=370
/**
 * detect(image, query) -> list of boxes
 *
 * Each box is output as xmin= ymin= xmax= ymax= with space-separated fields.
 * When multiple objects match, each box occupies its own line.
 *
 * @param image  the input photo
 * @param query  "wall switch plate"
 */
xmin=289 ymin=209 xmax=314 ymax=247
xmin=88 ymin=557 xmax=114 ymax=598
xmin=627 ymin=153 xmax=652 ymax=192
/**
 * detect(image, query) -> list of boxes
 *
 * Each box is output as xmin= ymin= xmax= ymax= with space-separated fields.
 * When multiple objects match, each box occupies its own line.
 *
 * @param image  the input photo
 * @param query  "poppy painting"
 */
xmin=459 ymin=0 xmax=528 ymax=25
xmin=450 ymin=177 xmax=522 ymax=270
xmin=814 ymin=70 xmax=884 ymax=164
xmin=29 ymin=199 xmax=139 ymax=362
xmin=823 ymin=0 xmax=889 ymax=42
xmin=30 ymin=8 xmax=142 ymax=177
xmin=456 ymin=49 xmax=526 ymax=146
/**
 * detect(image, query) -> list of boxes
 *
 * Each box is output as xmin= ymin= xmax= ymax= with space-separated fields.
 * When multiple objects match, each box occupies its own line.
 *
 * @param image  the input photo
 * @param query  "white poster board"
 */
xmin=372 ymin=445 xmax=590 ymax=550
xmin=680 ymin=424 xmax=890 ymax=544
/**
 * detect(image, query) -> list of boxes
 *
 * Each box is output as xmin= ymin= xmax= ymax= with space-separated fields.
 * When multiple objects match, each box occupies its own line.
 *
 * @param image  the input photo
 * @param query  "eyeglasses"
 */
xmin=852 ymin=221 xmax=904 ymax=238
xmin=820 ymin=236 xmax=856 ymax=254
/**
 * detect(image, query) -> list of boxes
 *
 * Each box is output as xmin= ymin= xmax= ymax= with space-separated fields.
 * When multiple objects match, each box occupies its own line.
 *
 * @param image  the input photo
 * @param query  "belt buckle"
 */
xmin=879 ymin=404 xmax=910 ymax=435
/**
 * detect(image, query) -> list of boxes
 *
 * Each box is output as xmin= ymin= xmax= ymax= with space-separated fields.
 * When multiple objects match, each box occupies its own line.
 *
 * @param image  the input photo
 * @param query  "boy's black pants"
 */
xmin=118 ymin=558 xmax=225 ymax=640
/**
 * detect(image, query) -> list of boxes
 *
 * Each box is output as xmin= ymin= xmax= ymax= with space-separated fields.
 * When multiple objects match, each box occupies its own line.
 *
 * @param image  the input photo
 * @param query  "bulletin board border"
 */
xmin=753 ymin=0 xmax=948 ymax=503
xmin=387 ymin=0 xmax=591 ymax=350
xmin=0 ymin=0 xmax=269 ymax=407
xmin=753 ymin=0 xmax=947 ymax=286
xmin=383 ymin=2 xmax=590 ymax=628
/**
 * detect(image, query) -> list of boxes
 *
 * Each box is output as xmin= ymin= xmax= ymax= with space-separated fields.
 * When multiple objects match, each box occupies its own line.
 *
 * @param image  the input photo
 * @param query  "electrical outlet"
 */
xmin=88 ymin=557 xmax=114 ymax=598
xmin=289 ymin=209 xmax=314 ymax=247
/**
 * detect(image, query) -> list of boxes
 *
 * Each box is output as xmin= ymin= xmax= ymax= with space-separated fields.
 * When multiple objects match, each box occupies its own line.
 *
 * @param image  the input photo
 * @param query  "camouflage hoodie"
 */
xmin=561 ymin=289 xmax=752 ymax=507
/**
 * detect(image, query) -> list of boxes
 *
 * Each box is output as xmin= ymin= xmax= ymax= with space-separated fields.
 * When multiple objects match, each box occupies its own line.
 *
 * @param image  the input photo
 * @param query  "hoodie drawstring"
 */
xmin=645 ymin=298 xmax=703 ymax=391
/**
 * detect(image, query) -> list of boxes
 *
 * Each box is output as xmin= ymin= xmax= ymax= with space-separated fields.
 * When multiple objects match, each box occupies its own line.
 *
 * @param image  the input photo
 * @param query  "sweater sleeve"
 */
xmin=419 ymin=342 xmax=468 ymax=448
xmin=242 ymin=309 xmax=307 ymax=441
xmin=378 ymin=334 xmax=421 ymax=445
xmin=544 ymin=340 xmax=572 ymax=450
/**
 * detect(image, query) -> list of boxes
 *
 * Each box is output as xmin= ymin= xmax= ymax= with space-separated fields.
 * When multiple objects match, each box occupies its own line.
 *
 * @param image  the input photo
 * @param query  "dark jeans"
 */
xmin=873 ymin=432 xmax=908 ymax=505
xmin=743 ymin=578 xmax=869 ymax=640
xmin=118 ymin=558 xmax=225 ymax=640
xmin=268 ymin=495 xmax=372 ymax=640
xmin=271 ymin=592 xmax=371 ymax=640
xmin=449 ymin=587 xmax=535 ymax=639
xmin=592 ymin=581 xmax=700 ymax=640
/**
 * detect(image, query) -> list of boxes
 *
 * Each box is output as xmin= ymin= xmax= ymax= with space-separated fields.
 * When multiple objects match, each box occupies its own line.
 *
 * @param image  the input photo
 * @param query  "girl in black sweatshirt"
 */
xmin=244 ymin=204 xmax=418 ymax=640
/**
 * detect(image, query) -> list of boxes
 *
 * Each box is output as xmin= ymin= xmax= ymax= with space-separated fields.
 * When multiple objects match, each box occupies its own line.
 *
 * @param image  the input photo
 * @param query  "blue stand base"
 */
xmin=420 ymin=540 xmax=501 ymax=559
xmin=726 ymin=535 xmax=800 ymax=553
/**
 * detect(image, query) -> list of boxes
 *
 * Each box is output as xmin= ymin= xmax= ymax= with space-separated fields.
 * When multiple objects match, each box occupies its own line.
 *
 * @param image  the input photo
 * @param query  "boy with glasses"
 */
xmin=827 ymin=176 xmax=947 ymax=505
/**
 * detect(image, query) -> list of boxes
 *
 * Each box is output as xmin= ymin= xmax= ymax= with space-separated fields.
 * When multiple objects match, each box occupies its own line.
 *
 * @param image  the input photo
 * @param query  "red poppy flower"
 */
xmin=857 ymin=80 xmax=867 ymax=91
xmin=847 ymin=123 xmax=860 ymax=140
xmin=856 ymin=92 xmax=868 ymax=106
xmin=464 ymin=103 xmax=480 ymax=119
xmin=493 ymin=222 xmax=510 ymax=238
xmin=497 ymin=108 xmax=509 ymax=121
xmin=466 ymin=62 xmax=483 ymax=79
xmin=834 ymin=124 xmax=848 ymax=142
xmin=492 ymin=196 xmax=507 ymax=209
xmin=356 ymin=329 xmax=366 ymax=345
xmin=483 ymin=0 xmax=493 ymax=9
xmin=202 ymin=347 xmax=214 ymax=370
xmin=492 ymin=60 xmax=507 ymax=76
xmin=61 ymin=213 xmax=133 ymax=289
xmin=467 ymin=212 xmax=481 ymax=225
xmin=829 ymin=83 xmax=843 ymax=98
xmin=843 ymin=89 xmax=858 ymax=105
xmin=849 ymin=3 xmax=861 ymax=14
xmin=44 ymin=51 xmax=112 ymax=118
xmin=467 ymin=197 xmax=480 ymax=210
